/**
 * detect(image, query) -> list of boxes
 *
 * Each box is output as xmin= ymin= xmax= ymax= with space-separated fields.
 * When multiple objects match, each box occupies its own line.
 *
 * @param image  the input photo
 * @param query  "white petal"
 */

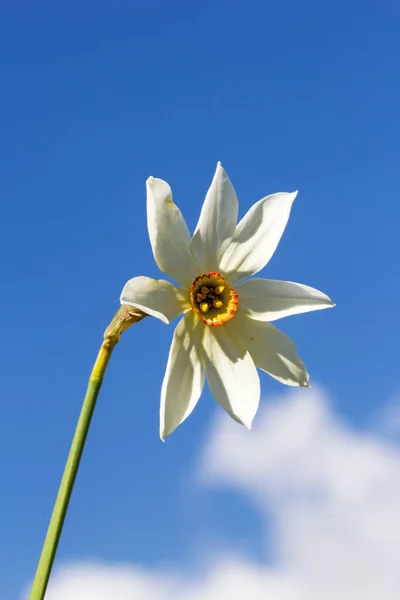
xmin=202 ymin=325 xmax=260 ymax=429
xmin=120 ymin=276 xmax=189 ymax=324
xmin=220 ymin=191 xmax=297 ymax=284
xmin=230 ymin=311 xmax=309 ymax=386
xmin=237 ymin=278 xmax=334 ymax=321
xmin=160 ymin=312 xmax=205 ymax=439
xmin=146 ymin=176 xmax=199 ymax=287
xmin=190 ymin=163 xmax=238 ymax=273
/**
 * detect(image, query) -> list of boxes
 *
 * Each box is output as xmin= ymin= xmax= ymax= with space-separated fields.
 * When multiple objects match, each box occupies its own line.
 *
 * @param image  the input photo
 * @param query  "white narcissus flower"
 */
xmin=121 ymin=163 xmax=334 ymax=440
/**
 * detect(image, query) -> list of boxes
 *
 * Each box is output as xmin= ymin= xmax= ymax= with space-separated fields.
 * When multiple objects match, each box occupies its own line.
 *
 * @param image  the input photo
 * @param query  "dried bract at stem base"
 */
xmin=104 ymin=305 xmax=147 ymax=346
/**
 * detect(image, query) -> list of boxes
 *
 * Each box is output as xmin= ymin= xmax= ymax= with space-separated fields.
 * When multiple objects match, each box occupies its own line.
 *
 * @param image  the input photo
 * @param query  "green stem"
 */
xmin=29 ymin=305 xmax=146 ymax=600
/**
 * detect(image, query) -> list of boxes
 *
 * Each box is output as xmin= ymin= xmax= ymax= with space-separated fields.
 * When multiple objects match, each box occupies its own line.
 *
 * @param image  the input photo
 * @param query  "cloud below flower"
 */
xmin=25 ymin=387 xmax=400 ymax=600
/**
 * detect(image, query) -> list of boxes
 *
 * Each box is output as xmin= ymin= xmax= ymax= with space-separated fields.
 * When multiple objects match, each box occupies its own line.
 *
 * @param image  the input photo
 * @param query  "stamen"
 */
xmin=214 ymin=285 xmax=225 ymax=295
xmin=212 ymin=299 xmax=223 ymax=309
xmin=200 ymin=302 xmax=209 ymax=313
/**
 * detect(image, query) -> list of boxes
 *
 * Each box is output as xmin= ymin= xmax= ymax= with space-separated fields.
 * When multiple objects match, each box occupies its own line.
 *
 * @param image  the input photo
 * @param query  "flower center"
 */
xmin=190 ymin=272 xmax=238 ymax=326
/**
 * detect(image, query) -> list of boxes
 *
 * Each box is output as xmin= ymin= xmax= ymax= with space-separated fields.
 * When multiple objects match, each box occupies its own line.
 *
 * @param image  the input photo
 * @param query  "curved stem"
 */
xmin=29 ymin=306 xmax=145 ymax=600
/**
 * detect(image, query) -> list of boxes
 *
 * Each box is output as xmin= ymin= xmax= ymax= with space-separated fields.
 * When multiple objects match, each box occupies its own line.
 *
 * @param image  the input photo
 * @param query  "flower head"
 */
xmin=121 ymin=163 xmax=334 ymax=439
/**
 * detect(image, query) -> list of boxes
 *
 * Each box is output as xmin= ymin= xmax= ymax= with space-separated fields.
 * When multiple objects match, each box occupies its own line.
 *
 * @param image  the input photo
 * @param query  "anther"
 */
xmin=201 ymin=286 xmax=210 ymax=295
xmin=200 ymin=302 xmax=210 ymax=313
xmin=214 ymin=285 xmax=225 ymax=295
xmin=212 ymin=299 xmax=223 ymax=309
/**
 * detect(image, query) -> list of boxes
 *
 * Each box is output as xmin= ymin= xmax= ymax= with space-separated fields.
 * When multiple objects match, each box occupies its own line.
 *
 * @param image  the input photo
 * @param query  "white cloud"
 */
xmin=39 ymin=560 xmax=298 ymax=600
xmin=375 ymin=391 xmax=400 ymax=438
xmin=200 ymin=386 xmax=400 ymax=599
xmin=26 ymin=387 xmax=400 ymax=600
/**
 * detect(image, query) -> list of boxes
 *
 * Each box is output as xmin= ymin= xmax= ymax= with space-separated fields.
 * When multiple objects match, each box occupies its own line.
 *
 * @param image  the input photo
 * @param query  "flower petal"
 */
xmin=190 ymin=163 xmax=238 ymax=273
xmin=220 ymin=192 xmax=297 ymax=284
xmin=202 ymin=325 xmax=260 ymax=429
xmin=230 ymin=311 xmax=309 ymax=386
xmin=237 ymin=278 xmax=335 ymax=321
xmin=146 ymin=176 xmax=199 ymax=287
xmin=160 ymin=312 xmax=205 ymax=439
xmin=120 ymin=276 xmax=189 ymax=324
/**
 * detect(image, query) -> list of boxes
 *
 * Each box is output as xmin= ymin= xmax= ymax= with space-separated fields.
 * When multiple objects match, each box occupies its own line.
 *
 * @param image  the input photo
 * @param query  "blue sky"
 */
xmin=1 ymin=1 xmax=399 ymax=598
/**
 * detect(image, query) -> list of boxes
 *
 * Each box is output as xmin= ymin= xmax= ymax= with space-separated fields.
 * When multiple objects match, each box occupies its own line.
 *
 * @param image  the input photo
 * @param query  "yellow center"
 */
xmin=190 ymin=272 xmax=238 ymax=326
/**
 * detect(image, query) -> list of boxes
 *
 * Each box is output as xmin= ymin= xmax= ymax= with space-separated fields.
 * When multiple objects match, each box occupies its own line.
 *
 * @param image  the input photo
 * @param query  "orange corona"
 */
xmin=190 ymin=272 xmax=238 ymax=326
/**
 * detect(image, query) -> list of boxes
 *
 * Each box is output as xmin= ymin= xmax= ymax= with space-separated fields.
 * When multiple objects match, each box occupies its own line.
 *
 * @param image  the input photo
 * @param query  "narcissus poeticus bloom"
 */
xmin=121 ymin=163 xmax=333 ymax=439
